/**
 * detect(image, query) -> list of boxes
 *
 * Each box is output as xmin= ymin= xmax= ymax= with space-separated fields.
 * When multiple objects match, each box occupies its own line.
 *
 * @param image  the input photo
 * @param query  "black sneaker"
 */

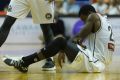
xmin=3 ymin=57 xmax=28 ymax=73
xmin=42 ymin=61 xmax=56 ymax=71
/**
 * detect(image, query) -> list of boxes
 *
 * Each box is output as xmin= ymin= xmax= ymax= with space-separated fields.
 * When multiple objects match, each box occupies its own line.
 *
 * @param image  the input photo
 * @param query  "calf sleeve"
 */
xmin=40 ymin=24 xmax=53 ymax=46
xmin=0 ymin=16 xmax=16 ymax=46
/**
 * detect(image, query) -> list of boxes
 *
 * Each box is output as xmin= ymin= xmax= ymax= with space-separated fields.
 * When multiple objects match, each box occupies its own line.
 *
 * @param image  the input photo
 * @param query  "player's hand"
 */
xmin=72 ymin=36 xmax=87 ymax=49
xmin=58 ymin=51 xmax=65 ymax=68
xmin=72 ymin=36 xmax=80 ymax=44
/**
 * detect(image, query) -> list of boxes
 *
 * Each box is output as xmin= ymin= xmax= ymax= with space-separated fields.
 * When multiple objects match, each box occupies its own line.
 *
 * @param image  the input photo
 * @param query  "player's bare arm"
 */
xmin=73 ymin=13 xmax=100 ymax=45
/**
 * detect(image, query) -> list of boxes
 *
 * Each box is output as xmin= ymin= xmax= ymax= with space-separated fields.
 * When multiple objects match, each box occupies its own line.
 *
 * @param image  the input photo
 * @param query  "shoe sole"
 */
xmin=42 ymin=66 xmax=56 ymax=71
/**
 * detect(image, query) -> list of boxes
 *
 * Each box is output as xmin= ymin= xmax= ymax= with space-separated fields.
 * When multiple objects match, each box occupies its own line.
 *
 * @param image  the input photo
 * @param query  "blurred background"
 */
xmin=0 ymin=0 xmax=120 ymax=15
xmin=0 ymin=0 xmax=119 ymax=56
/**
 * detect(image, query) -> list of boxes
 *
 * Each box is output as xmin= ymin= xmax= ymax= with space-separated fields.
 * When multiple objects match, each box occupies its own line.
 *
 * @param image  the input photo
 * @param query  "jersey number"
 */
xmin=108 ymin=26 xmax=115 ymax=51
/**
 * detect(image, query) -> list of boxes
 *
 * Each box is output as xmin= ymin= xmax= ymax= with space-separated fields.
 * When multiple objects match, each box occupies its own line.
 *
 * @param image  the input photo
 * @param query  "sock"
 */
xmin=21 ymin=53 xmax=40 ymax=67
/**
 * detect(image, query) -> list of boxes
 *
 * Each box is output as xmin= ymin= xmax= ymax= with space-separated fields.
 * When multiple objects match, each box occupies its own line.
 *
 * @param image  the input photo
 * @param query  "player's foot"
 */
xmin=3 ymin=57 xmax=28 ymax=73
xmin=42 ymin=61 xmax=56 ymax=71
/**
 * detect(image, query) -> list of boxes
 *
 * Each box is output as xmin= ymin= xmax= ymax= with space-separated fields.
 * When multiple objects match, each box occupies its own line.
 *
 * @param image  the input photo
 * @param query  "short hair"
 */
xmin=79 ymin=4 xmax=96 ymax=16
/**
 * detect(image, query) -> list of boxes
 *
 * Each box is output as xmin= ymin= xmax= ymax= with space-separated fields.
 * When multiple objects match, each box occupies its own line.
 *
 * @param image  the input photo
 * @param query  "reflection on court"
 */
xmin=0 ymin=55 xmax=119 ymax=80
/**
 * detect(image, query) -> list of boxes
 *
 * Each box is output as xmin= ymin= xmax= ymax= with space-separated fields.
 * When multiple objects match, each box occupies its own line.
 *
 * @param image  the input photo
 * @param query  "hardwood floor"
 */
xmin=0 ymin=44 xmax=119 ymax=80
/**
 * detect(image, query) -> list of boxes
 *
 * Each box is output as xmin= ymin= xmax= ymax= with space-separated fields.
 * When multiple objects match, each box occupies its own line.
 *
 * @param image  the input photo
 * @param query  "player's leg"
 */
xmin=0 ymin=0 xmax=30 ymax=47
xmin=40 ymin=24 xmax=56 ymax=71
xmin=40 ymin=24 xmax=53 ymax=47
xmin=50 ymin=22 xmax=78 ymax=62
xmin=3 ymin=36 xmax=66 ymax=72
xmin=61 ymin=41 xmax=79 ymax=63
xmin=63 ymin=45 xmax=105 ymax=72
xmin=3 ymin=37 xmax=80 ymax=73
xmin=50 ymin=19 xmax=70 ymax=41
xmin=0 ymin=15 xmax=16 ymax=47
xmin=50 ymin=20 xmax=65 ymax=37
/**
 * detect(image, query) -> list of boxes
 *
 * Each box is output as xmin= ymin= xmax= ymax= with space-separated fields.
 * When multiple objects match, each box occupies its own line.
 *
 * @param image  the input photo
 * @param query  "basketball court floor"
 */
xmin=0 ymin=44 xmax=119 ymax=80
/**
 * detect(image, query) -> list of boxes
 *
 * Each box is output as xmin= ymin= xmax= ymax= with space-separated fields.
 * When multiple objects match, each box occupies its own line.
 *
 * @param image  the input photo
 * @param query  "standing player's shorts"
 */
xmin=7 ymin=0 xmax=55 ymax=24
xmin=62 ymin=45 xmax=105 ymax=73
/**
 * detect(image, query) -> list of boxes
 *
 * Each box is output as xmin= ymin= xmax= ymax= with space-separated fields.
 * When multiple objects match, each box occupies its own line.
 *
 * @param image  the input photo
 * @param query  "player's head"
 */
xmin=79 ymin=4 xmax=96 ymax=22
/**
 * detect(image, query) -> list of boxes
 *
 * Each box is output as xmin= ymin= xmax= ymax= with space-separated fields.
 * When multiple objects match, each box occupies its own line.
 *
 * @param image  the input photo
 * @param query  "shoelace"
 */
xmin=9 ymin=59 xmax=28 ymax=72
xmin=11 ymin=59 xmax=23 ymax=67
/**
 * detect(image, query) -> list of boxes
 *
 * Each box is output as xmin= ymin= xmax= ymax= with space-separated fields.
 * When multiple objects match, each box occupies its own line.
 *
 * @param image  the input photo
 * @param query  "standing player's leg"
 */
xmin=50 ymin=19 xmax=70 ymax=40
xmin=40 ymin=24 xmax=56 ymax=71
xmin=0 ymin=15 xmax=16 ymax=47
xmin=3 ymin=37 xmax=79 ymax=73
xmin=0 ymin=0 xmax=30 ymax=47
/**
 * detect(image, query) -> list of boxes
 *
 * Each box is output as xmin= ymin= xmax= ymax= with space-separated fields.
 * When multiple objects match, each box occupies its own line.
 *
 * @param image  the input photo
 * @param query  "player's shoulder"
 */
xmin=89 ymin=13 xmax=99 ymax=19
xmin=87 ymin=13 xmax=98 ymax=22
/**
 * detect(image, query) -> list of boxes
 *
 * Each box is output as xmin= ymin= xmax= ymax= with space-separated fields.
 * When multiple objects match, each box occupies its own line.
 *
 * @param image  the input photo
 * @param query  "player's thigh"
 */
xmin=63 ymin=49 xmax=105 ymax=72
xmin=76 ymin=47 xmax=105 ymax=72
xmin=7 ymin=0 xmax=30 ymax=18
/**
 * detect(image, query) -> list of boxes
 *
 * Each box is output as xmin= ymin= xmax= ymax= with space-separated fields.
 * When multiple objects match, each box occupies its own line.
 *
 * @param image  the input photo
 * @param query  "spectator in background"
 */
xmin=55 ymin=0 xmax=66 ymax=15
xmin=62 ymin=0 xmax=80 ymax=15
xmin=0 ymin=0 xmax=10 ymax=11
xmin=106 ymin=0 xmax=120 ymax=15
xmin=92 ymin=0 xmax=108 ymax=15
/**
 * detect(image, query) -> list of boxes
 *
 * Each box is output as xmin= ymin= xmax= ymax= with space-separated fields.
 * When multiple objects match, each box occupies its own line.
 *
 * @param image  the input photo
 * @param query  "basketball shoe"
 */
xmin=3 ymin=57 xmax=28 ymax=73
xmin=42 ymin=58 xmax=56 ymax=71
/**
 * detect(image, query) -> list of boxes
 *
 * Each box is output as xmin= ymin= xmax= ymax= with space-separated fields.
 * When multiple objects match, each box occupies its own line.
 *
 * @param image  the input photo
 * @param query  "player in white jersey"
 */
xmin=7 ymin=0 xmax=55 ymax=23
xmin=0 ymin=0 xmax=56 ymax=71
xmin=3 ymin=5 xmax=115 ymax=73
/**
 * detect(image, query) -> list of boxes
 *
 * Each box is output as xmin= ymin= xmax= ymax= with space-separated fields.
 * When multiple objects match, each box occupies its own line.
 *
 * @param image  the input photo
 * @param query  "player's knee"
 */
xmin=40 ymin=37 xmax=67 ymax=58
xmin=55 ymin=36 xmax=67 ymax=48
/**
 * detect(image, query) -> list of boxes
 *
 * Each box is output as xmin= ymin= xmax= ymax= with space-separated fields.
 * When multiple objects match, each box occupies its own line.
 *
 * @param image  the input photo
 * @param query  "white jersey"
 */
xmin=87 ymin=13 xmax=115 ymax=65
xmin=62 ymin=13 xmax=115 ymax=73
xmin=7 ymin=0 xmax=55 ymax=24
